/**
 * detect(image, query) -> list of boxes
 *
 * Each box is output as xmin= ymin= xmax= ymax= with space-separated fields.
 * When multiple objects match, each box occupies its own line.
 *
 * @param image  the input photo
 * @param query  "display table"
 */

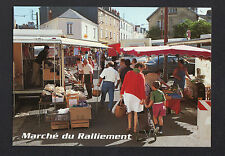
xmin=166 ymin=99 xmax=181 ymax=114
xmin=163 ymin=90 xmax=182 ymax=114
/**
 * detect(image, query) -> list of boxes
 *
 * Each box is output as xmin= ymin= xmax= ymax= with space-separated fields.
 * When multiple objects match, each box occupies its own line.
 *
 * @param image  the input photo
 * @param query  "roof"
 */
xmin=146 ymin=8 xmax=160 ymax=21
xmin=58 ymin=9 xmax=97 ymax=25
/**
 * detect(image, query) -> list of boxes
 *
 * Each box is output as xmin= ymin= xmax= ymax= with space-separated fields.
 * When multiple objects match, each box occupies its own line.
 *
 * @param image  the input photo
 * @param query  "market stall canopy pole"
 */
xmin=163 ymin=7 xmax=169 ymax=82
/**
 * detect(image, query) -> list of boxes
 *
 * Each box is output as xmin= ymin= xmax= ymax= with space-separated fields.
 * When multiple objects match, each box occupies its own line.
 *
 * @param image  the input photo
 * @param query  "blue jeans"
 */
xmin=100 ymin=81 xmax=115 ymax=109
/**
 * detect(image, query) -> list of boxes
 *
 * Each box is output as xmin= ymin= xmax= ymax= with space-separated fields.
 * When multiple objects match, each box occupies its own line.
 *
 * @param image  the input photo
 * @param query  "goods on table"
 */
xmin=41 ymin=84 xmax=66 ymax=102
xmin=73 ymin=84 xmax=85 ymax=92
xmin=64 ymin=69 xmax=78 ymax=83
xmin=44 ymin=84 xmax=55 ymax=92
xmin=65 ymin=89 xmax=79 ymax=95
xmin=163 ymin=89 xmax=181 ymax=114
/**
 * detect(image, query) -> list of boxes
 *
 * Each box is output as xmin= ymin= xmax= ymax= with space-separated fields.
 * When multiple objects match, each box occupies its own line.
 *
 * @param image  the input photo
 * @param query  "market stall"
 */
xmin=121 ymin=45 xmax=211 ymax=114
xmin=13 ymin=29 xmax=109 ymax=117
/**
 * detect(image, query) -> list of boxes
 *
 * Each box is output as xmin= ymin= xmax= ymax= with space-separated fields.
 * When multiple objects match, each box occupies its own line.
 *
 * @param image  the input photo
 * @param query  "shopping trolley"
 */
xmin=136 ymin=108 xmax=157 ymax=143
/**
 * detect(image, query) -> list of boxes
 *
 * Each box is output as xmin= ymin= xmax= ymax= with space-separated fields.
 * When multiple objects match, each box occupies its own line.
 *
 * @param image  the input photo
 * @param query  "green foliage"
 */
xmin=190 ymin=20 xmax=211 ymax=38
xmin=173 ymin=19 xmax=211 ymax=39
xmin=173 ymin=19 xmax=193 ymax=38
xmin=146 ymin=26 xmax=162 ymax=39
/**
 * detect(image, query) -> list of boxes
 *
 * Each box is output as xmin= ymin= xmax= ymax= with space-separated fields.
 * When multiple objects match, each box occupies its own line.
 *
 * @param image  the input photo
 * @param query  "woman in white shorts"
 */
xmin=120 ymin=63 xmax=146 ymax=133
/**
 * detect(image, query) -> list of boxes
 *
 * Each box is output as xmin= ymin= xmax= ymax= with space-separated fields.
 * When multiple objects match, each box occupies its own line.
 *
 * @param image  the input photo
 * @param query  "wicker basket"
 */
xmin=92 ymin=89 xmax=101 ymax=97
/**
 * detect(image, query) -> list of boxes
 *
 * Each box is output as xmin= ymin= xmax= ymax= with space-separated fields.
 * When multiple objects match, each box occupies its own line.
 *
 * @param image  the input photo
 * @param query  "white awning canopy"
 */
xmin=13 ymin=30 xmax=108 ymax=48
xmin=61 ymin=38 xmax=108 ymax=48
xmin=13 ymin=36 xmax=62 ymax=44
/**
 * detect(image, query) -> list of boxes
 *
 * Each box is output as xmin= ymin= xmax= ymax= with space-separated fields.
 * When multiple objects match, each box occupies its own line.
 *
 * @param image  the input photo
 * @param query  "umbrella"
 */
xmin=121 ymin=45 xmax=211 ymax=59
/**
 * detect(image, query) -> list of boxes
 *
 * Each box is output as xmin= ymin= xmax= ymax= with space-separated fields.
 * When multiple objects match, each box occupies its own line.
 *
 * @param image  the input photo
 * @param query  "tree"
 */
xmin=146 ymin=26 xmax=162 ymax=39
xmin=173 ymin=19 xmax=193 ymax=38
xmin=173 ymin=19 xmax=211 ymax=39
xmin=189 ymin=20 xmax=211 ymax=38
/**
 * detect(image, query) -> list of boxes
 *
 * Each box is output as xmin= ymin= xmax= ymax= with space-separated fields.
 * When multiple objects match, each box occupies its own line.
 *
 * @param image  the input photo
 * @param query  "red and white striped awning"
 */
xmin=121 ymin=45 xmax=211 ymax=59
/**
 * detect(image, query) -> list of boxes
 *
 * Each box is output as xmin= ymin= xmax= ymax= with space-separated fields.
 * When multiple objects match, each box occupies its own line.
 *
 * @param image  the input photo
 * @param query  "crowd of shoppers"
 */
xmin=75 ymin=52 xmax=191 ymax=136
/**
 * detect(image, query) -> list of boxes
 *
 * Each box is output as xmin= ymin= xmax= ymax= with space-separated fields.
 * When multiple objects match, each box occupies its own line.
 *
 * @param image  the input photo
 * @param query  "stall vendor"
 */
xmin=32 ymin=45 xmax=49 ymax=86
xmin=145 ymin=70 xmax=170 ymax=90
xmin=173 ymin=60 xmax=191 ymax=91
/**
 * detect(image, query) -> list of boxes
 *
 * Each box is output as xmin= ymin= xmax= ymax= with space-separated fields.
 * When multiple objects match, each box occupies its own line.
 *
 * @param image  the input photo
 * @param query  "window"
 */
xmin=126 ymin=35 xmax=127 ymax=39
xmin=110 ymin=31 xmax=112 ymax=39
xmin=105 ymin=14 xmax=107 ymax=24
xmin=85 ymin=25 xmax=88 ymax=34
xmin=93 ymin=28 xmax=96 ymax=39
xmin=67 ymin=23 xmax=73 ymax=34
xmin=105 ymin=29 xmax=108 ymax=38
xmin=121 ymin=33 xmax=122 ymax=40
xmin=100 ymin=29 xmax=103 ymax=38
xmin=124 ymin=34 xmax=125 ymax=39
xmin=114 ymin=32 xmax=115 ymax=41
xmin=117 ymin=33 xmax=119 ymax=42
xmin=100 ymin=12 xmax=103 ymax=22
xmin=157 ymin=20 xmax=161 ymax=28
xmin=168 ymin=8 xmax=177 ymax=14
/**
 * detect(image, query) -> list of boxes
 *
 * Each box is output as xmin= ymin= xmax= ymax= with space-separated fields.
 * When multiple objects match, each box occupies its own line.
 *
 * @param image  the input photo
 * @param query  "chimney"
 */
xmin=48 ymin=9 xmax=52 ymax=21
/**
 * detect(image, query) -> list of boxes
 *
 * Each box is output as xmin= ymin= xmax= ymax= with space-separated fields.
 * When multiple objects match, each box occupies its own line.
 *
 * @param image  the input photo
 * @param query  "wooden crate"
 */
xmin=70 ymin=120 xmax=89 ymax=128
xmin=51 ymin=121 xmax=70 ymax=130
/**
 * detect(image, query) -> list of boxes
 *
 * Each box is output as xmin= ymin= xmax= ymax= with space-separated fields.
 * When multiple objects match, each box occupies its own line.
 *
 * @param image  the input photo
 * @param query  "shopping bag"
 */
xmin=114 ymin=99 xmax=126 ymax=118
xmin=112 ymin=100 xmax=120 ymax=114
xmin=92 ymin=86 xmax=101 ymax=97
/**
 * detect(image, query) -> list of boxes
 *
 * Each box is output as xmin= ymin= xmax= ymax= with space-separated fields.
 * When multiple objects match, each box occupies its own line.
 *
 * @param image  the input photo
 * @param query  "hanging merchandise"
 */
xmin=74 ymin=48 xmax=79 ymax=56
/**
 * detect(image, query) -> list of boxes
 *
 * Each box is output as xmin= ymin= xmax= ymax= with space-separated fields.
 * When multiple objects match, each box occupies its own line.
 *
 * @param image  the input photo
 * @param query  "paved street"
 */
xmin=12 ymin=69 xmax=210 ymax=147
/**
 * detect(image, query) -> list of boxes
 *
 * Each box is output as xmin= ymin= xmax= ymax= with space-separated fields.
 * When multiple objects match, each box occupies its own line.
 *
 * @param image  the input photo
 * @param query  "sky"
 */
xmin=14 ymin=7 xmax=211 ymax=30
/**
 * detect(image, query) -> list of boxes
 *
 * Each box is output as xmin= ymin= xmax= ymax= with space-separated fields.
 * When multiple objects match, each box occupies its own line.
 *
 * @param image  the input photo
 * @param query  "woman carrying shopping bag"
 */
xmin=120 ymin=63 xmax=146 ymax=134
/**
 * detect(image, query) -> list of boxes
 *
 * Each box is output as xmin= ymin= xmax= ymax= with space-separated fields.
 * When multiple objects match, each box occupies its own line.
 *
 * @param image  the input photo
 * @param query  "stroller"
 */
xmin=136 ymin=108 xmax=157 ymax=143
xmin=135 ymin=83 xmax=157 ymax=142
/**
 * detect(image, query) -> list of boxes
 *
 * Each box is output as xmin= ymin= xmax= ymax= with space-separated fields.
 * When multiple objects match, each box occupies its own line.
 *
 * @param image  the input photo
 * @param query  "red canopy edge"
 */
xmin=121 ymin=46 xmax=211 ymax=59
xmin=108 ymin=43 xmax=121 ymax=56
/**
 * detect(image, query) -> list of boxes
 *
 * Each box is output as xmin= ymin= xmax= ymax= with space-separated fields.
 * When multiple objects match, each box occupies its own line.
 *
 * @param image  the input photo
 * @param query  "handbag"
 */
xmin=114 ymin=99 xmax=126 ymax=118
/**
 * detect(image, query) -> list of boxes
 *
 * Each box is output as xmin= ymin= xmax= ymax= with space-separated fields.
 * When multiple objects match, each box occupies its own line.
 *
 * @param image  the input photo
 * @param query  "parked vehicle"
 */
xmin=143 ymin=56 xmax=195 ymax=77
xmin=121 ymin=56 xmax=149 ymax=63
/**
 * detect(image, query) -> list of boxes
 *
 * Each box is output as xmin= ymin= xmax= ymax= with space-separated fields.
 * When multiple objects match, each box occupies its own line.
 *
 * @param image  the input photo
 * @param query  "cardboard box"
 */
xmin=66 ymin=96 xmax=79 ymax=108
xmin=70 ymin=120 xmax=89 ymax=128
xmin=69 ymin=106 xmax=91 ymax=120
xmin=51 ymin=121 xmax=70 ymax=130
